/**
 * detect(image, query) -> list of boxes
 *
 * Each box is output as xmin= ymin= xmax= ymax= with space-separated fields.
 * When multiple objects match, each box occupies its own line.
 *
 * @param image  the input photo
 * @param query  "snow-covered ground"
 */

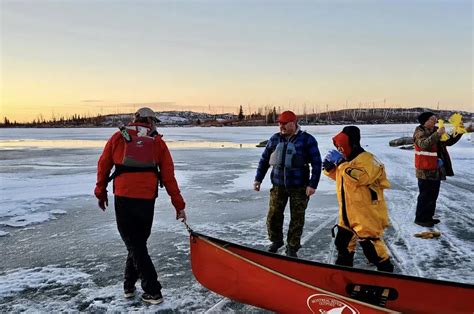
xmin=0 ymin=125 xmax=473 ymax=312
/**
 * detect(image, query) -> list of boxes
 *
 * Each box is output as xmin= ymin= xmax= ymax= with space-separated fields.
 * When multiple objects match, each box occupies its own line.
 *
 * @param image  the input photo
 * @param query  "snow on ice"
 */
xmin=0 ymin=125 xmax=473 ymax=312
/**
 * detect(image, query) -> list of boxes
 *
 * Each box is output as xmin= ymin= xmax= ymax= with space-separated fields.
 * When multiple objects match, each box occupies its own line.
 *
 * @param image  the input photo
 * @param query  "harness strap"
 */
xmin=108 ymin=164 xmax=162 ymax=188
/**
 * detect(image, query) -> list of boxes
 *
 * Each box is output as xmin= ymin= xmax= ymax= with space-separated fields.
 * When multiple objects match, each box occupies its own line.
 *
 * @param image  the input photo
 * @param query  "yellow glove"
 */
xmin=437 ymin=119 xmax=450 ymax=141
xmin=414 ymin=231 xmax=441 ymax=239
xmin=448 ymin=113 xmax=467 ymax=137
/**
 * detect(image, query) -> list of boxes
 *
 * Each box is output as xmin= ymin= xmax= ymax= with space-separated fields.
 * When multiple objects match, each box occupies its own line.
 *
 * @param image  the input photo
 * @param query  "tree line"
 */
xmin=1 ymin=114 xmax=107 ymax=128
xmin=1 ymin=107 xmax=471 ymax=128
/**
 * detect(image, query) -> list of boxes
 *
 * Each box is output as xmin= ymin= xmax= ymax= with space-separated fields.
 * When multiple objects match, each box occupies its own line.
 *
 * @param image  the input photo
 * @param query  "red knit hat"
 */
xmin=277 ymin=111 xmax=297 ymax=123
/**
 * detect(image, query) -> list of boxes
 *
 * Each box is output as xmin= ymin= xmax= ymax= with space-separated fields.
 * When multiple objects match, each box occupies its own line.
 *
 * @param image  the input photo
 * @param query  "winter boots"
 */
xmin=376 ymin=259 xmax=394 ymax=273
xmin=285 ymin=246 xmax=298 ymax=258
xmin=335 ymin=252 xmax=355 ymax=267
xmin=141 ymin=291 xmax=164 ymax=305
xmin=414 ymin=220 xmax=434 ymax=227
xmin=267 ymin=241 xmax=284 ymax=253
xmin=124 ymin=287 xmax=136 ymax=299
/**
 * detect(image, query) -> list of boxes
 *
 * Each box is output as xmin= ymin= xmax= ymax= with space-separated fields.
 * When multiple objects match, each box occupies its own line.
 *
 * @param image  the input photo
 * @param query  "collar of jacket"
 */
xmin=280 ymin=127 xmax=301 ymax=142
xmin=346 ymin=146 xmax=365 ymax=161
xmin=126 ymin=123 xmax=155 ymax=137
xmin=128 ymin=122 xmax=152 ymax=129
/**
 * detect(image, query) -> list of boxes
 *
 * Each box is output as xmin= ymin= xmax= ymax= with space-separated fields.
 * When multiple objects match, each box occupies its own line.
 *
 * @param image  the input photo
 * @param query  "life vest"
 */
xmin=269 ymin=133 xmax=306 ymax=169
xmin=414 ymin=143 xmax=438 ymax=170
xmin=108 ymin=125 xmax=160 ymax=183
xmin=121 ymin=126 xmax=156 ymax=168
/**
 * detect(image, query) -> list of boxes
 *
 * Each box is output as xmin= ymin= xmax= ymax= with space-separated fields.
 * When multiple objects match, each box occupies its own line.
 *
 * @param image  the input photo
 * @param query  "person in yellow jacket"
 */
xmin=322 ymin=126 xmax=394 ymax=272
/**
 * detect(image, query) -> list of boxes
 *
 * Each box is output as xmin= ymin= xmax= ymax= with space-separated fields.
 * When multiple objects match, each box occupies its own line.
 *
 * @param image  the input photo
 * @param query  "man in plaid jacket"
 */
xmin=254 ymin=111 xmax=322 ymax=257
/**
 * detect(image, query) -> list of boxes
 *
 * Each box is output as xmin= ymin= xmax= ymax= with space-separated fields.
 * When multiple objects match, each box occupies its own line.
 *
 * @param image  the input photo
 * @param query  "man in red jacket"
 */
xmin=94 ymin=107 xmax=186 ymax=304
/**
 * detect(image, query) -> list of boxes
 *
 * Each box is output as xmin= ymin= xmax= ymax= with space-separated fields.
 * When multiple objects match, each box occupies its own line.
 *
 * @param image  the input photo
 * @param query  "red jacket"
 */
xmin=94 ymin=123 xmax=185 ymax=212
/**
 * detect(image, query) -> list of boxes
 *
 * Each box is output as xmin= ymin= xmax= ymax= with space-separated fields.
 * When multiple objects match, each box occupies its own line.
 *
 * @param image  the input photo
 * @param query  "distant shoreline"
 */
xmin=1 ymin=107 xmax=472 ymax=128
xmin=0 ymin=121 xmax=423 ymax=129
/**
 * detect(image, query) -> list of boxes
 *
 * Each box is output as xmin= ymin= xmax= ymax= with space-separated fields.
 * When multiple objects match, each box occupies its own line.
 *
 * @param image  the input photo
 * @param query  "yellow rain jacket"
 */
xmin=325 ymin=151 xmax=391 ymax=239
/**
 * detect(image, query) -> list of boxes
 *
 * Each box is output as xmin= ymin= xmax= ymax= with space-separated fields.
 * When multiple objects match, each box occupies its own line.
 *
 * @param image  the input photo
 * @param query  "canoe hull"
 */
xmin=190 ymin=232 xmax=474 ymax=313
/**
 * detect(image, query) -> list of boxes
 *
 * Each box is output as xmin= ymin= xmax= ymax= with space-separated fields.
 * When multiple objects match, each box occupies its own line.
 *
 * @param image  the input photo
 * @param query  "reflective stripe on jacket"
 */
xmin=414 ymin=143 xmax=438 ymax=170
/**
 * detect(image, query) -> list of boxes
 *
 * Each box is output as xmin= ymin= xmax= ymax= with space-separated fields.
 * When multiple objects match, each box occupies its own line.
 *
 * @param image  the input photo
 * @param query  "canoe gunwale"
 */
xmin=191 ymin=231 xmax=474 ymax=290
xmin=191 ymin=231 xmax=399 ymax=313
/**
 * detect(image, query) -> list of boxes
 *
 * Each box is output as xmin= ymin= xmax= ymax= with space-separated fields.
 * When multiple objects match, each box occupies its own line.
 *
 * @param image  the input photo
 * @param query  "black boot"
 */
xmin=285 ymin=246 xmax=298 ymax=258
xmin=335 ymin=252 xmax=354 ymax=267
xmin=376 ymin=259 xmax=394 ymax=273
xmin=267 ymin=241 xmax=284 ymax=253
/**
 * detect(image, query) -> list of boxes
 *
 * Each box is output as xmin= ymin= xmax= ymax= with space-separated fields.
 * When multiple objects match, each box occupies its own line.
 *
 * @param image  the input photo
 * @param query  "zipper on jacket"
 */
xmin=341 ymin=177 xmax=350 ymax=228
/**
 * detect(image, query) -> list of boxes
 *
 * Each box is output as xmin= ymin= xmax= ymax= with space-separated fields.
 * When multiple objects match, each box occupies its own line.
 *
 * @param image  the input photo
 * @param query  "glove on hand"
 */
xmin=325 ymin=149 xmax=344 ymax=165
xmin=94 ymin=187 xmax=108 ymax=211
xmin=97 ymin=192 xmax=108 ymax=211
xmin=437 ymin=158 xmax=444 ymax=168
xmin=322 ymin=159 xmax=336 ymax=171
xmin=176 ymin=209 xmax=187 ymax=222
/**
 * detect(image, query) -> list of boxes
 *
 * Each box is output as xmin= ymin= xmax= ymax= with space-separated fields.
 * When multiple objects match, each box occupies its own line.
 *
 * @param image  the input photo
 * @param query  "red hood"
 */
xmin=332 ymin=132 xmax=352 ymax=158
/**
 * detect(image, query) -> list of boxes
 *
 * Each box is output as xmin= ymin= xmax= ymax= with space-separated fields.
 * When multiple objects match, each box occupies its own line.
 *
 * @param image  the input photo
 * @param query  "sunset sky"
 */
xmin=1 ymin=0 xmax=472 ymax=122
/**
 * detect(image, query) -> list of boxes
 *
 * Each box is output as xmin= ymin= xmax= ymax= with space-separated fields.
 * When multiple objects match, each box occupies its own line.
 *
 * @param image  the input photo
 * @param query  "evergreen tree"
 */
xmin=267 ymin=108 xmax=276 ymax=124
xmin=238 ymin=105 xmax=244 ymax=121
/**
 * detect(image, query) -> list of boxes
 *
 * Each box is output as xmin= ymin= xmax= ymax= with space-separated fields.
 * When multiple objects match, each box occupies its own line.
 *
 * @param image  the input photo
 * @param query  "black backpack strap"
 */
xmin=107 ymin=164 xmax=159 ymax=182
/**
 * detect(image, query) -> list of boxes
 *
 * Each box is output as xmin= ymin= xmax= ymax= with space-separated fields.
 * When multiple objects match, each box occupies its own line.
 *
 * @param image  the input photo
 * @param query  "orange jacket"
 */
xmin=94 ymin=123 xmax=185 ymax=212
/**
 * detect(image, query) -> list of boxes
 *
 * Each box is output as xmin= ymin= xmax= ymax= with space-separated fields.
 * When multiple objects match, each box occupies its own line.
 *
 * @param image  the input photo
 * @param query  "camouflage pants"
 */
xmin=267 ymin=186 xmax=309 ymax=250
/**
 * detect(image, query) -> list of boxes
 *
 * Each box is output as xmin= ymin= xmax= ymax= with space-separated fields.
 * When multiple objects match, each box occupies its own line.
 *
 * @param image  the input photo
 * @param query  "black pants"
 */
xmin=415 ymin=179 xmax=441 ymax=222
xmin=334 ymin=226 xmax=393 ymax=272
xmin=115 ymin=196 xmax=161 ymax=295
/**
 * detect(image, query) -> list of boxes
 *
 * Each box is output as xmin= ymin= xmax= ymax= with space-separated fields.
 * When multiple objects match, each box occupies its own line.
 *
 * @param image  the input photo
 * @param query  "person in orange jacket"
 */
xmin=94 ymin=107 xmax=186 ymax=304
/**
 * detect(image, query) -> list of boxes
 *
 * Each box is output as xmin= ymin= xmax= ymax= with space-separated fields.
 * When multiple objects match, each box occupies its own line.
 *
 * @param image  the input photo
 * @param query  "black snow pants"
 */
xmin=415 ymin=179 xmax=441 ymax=223
xmin=115 ymin=196 xmax=161 ymax=295
xmin=334 ymin=226 xmax=394 ymax=272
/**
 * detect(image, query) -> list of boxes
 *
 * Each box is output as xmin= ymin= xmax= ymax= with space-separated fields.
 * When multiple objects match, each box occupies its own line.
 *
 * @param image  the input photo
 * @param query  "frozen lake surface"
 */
xmin=0 ymin=125 xmax=473 ymax=312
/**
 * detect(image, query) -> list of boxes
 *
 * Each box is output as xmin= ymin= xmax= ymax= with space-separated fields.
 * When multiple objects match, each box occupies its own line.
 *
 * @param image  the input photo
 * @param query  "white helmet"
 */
xmin=135 ymin=107 xmax=161 ymax=123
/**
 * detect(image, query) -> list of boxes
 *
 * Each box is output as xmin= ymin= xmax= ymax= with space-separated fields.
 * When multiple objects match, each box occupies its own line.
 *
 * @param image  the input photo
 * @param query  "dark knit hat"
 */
xmin=342 ymin=126 xmax=361 ymax=147
xmin=417 ymin=111 xmax=435 ymax=125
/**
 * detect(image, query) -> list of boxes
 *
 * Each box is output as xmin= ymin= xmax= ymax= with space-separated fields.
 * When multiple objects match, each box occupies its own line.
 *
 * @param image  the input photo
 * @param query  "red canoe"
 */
xmin=189 ymin=232 xmax=474 ymax=313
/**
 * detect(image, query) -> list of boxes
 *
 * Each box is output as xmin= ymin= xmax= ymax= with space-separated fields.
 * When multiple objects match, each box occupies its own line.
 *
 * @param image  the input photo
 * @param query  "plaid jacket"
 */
xmin=255 ymin=130 xmax=322 ymax=188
